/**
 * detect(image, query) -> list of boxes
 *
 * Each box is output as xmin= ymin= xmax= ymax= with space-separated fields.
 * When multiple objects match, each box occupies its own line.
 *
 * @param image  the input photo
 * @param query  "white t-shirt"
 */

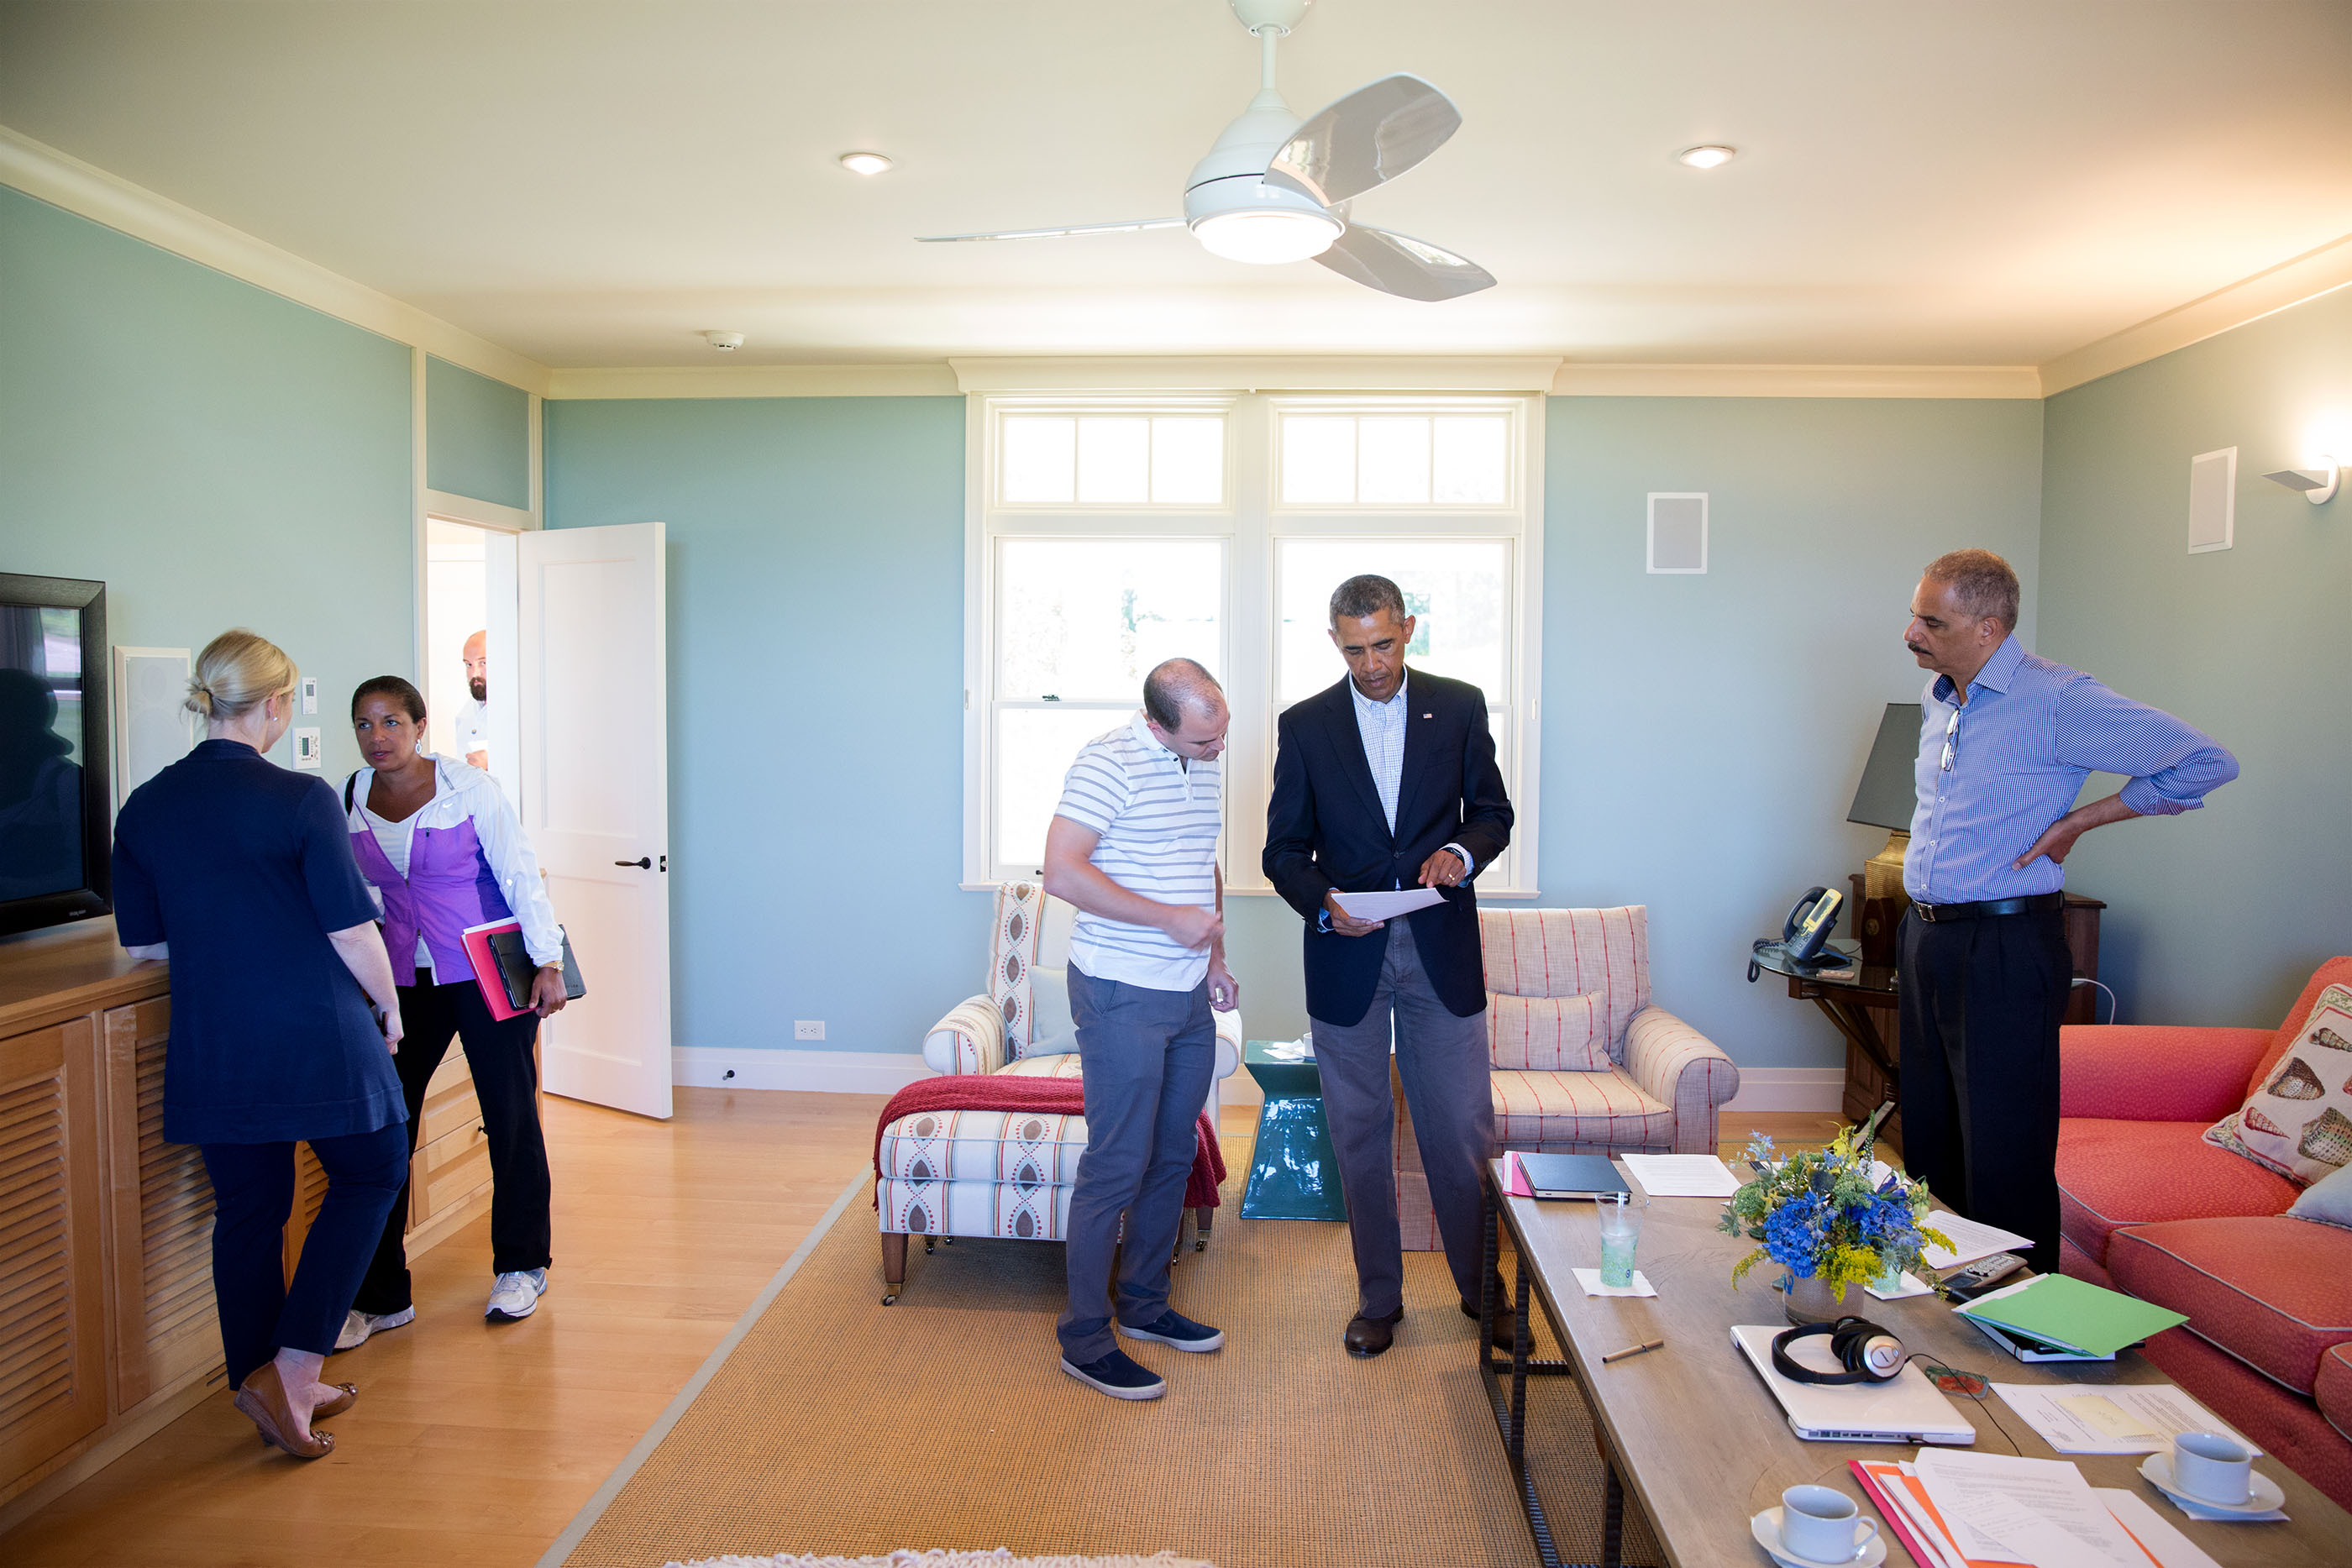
xmin=457 ymin=698 xmax=488 ymax=758
xmin=359 ymin=803 xmax=431 ymax=965
xmin=1053 ymin=711 xmax=1222 ymax=993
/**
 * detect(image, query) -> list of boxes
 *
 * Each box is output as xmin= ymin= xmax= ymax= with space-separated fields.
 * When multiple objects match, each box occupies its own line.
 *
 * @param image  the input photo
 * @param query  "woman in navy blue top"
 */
xmin=111 ymin=630 xmax=410 ymax=1460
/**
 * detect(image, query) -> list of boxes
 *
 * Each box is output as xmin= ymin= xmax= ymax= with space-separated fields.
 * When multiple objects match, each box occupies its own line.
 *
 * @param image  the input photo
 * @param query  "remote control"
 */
xmin=1942 ymin=1251 xmax=2027 ymax=1302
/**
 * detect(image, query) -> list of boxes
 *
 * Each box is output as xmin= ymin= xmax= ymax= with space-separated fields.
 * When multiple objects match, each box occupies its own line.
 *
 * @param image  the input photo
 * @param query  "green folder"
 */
xmin=1956 ymin=1273 xmax=2187 ymax=1358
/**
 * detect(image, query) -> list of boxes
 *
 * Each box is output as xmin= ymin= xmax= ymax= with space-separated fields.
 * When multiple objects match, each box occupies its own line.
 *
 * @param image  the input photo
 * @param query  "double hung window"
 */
xmin=965 ymin=393 xmax=1543 ymax=894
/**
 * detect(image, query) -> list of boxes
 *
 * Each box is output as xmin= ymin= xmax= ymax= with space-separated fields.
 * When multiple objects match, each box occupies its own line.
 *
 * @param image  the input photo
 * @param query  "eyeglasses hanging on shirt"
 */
xmin=1940 ymin=707 xmax=1961 ymax=773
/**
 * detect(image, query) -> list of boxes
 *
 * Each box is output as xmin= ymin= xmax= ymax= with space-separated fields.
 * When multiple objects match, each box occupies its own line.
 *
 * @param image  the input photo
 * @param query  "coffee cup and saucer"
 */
xmin=1751 ymin=1486 xmax=1887 ymax=1568
xmin=2138 ymin=1431 xmax=2286 ymax=1516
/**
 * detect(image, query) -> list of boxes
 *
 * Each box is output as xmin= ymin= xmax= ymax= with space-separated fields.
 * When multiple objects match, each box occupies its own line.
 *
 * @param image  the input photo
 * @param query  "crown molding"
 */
xmin=948 ymin=355 xmax=1565 ymax=394
xmin=0 ymin=123 xmax=552 ymax=396
xmin=543 ymin=363 xmax=961 ymax=399
xmin=1549 ymin=363 xmax=2043 ymax=399
xmin=2038 ymin=230 xmax=2352 ymax=396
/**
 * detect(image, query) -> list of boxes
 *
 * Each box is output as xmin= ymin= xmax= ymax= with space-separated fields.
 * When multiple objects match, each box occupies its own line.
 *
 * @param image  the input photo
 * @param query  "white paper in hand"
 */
xmin=1331 ymin=886 xmax=1445 ymax=920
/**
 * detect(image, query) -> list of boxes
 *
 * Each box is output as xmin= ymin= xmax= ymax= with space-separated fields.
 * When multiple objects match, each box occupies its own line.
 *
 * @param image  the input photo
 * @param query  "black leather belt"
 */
xmin=1911 ymin=892 xmax=2064 ymax=923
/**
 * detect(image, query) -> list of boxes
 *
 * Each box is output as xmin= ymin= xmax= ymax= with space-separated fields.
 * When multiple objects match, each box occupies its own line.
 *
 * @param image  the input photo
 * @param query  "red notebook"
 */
xmin=459 ymin=918 xmax=530 ymax=1021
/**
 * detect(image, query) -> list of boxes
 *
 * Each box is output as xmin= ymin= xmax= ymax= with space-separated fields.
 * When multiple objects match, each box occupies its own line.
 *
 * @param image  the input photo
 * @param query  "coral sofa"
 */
xmin=2055 ymin=956 xmax=2352 ymax=1508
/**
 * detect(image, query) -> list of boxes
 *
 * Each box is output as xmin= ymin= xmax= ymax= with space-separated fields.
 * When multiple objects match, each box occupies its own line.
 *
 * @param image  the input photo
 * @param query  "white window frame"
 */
xmin=963 ymin=391 xmax=1543 ymax=898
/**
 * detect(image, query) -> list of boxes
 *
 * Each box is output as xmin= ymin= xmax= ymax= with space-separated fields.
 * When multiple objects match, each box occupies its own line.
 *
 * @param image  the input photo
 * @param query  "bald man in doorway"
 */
xmin=459 ymin=631 xmax=490 ymax=771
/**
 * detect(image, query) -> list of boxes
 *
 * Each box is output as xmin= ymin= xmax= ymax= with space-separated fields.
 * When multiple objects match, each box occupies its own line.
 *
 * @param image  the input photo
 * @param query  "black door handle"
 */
xmin=615 ymin=857 xmax=652 ymax=868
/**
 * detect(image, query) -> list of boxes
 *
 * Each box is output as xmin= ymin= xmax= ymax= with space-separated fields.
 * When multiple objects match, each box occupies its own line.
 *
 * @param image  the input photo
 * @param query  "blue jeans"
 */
xmin=201 ymin=1121 xmax=408 ymax=1387
xmin=1056 ymin=966 xmax=1216 ymax=1361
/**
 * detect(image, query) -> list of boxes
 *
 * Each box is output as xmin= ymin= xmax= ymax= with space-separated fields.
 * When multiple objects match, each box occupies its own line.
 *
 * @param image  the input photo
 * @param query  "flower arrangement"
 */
xmin=1719 ymin=1107 xmax=1950 ymax=1296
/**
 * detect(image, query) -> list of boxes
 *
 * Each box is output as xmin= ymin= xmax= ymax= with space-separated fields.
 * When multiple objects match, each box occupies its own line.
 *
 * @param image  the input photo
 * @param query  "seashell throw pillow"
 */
xmin=2205 ymin=983 xmax=2352 ymax=1185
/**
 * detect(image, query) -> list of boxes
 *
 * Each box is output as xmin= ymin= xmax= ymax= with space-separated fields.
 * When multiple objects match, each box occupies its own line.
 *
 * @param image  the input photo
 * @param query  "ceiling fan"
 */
xmin=916 ymin=0 xmax=1494 ymax=302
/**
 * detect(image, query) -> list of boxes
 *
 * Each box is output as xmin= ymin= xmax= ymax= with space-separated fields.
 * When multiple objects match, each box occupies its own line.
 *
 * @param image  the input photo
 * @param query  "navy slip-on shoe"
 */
xmin=1117 ymin=1308 xmax=1226 ymax=1353
xmin=1060 ymin=1347 xmax=1168 ymax=1401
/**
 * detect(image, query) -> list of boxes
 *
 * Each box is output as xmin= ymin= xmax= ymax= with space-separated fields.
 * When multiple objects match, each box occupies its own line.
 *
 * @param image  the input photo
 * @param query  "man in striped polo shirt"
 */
xmin=1041 ymin=658 xmax=1239 ymax=1401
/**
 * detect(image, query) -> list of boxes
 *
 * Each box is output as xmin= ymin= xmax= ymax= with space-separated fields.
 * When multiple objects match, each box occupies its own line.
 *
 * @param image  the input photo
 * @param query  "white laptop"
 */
xmin=1730 ymin=1324 xmax=1977 ymax=1445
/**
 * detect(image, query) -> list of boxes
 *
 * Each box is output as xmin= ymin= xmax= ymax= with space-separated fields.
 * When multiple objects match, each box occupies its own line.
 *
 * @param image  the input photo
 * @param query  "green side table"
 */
xmin=1241 ymin=1039 xmax=1348 ymax=1222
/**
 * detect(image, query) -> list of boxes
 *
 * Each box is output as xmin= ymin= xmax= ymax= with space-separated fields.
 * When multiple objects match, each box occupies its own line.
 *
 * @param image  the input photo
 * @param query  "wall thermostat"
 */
xmin=300 ymin=676 xmax=318 ymax=715
xmin=293 ymin=728 xmax=322 ymax=770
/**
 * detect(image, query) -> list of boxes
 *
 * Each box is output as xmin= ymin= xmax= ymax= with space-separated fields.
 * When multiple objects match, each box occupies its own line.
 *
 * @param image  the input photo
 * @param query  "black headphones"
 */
xmin=1771 ymin=1316 xmax=1905 ymax=1385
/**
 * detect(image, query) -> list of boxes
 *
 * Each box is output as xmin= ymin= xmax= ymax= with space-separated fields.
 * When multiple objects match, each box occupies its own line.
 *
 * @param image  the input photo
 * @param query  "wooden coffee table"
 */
xmin=1476 ymin=1158 xmax=2352 ymax=1568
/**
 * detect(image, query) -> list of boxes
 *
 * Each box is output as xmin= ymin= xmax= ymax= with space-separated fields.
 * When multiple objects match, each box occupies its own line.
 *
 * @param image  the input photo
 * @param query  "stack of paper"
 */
xmin=1957 ymin=1276 xmax=2187 ymax=1359
xmin=1619 ymin=1153 xmax=1740 ymax=1197
xmin=1992 ymin=1384 xmax=2260 ymax=1457
xmin=1852 ymin=1451 xmax=2223 ymax=1568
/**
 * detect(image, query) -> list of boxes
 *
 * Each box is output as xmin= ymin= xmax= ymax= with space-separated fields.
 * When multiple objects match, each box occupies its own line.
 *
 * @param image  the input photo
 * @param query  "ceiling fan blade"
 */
xmin=1312 ymin=225 xmax=1495 ymax=302
xmin=1264 ymin=74 xmax=1462 ymax=207
xmin=916 ymin=219 xmax=1184 ymax=244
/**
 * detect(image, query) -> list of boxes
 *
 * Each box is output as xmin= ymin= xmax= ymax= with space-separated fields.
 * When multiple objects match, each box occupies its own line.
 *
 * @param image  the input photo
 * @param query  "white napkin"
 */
xmin=1572 ymin=1268 xmax=1656 ymax=1298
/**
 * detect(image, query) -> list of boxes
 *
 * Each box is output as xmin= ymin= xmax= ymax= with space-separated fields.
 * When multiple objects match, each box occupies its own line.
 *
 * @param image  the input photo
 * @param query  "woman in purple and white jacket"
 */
xmin=338 ymin=675 xmax=568 ymax=1343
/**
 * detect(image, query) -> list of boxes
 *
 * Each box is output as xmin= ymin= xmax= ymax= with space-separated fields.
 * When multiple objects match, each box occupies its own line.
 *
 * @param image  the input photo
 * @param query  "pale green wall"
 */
xmin=0 ymin=186 xmax=413 ymax=783
xmin=546 ymin=392 xmax=2047 ymax=1072
xmin=2040 ymin=285 xmax=2352 ymax=1030
xmin=1540 ymin=397 xmax=2045 ymax=1070
xmin=543 ymin=397 xmax=983 ymax=1061
xmin=426 ymin=354 xmax=529 ymax=510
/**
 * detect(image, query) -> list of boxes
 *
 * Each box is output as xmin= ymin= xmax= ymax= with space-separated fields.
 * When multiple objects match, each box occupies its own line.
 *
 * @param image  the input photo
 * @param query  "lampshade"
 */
xmin=1847 ymin=702 xmax=1924 ymax=831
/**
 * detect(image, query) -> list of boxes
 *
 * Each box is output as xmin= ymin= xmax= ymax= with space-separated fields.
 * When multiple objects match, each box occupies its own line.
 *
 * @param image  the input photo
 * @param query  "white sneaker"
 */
xmin=334 ymin=1305 xmax=415 ymax=1351
xmin=485 ymin=1269 xmax=548 ymax=1322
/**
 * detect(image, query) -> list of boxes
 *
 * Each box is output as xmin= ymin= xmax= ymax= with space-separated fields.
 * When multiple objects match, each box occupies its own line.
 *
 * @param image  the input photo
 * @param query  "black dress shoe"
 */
xmin=1344 ymin=1306 xmax=1406 ymax=1357
xmin=1461 ymin=1298 xmax=1518 ymax=1348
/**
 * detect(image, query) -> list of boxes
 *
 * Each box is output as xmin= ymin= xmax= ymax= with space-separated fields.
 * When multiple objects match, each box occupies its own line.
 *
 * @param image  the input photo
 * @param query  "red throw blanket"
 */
xmin=874 ymin=1072 xmax=1226 ymax=1211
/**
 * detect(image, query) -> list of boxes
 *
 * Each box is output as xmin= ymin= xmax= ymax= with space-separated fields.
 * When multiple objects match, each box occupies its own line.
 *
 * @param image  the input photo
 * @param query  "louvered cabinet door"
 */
xmin=101 ymin=999 xmax=220 ymax=1413
xmin=281 ymin=1141 xmax=332 ymax=1282
xmin=0 ymin=1019 xmax=108 ymax=1488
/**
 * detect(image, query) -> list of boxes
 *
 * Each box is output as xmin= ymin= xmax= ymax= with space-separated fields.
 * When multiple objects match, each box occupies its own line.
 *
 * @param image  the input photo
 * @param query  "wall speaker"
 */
xmin=1648 ymin=493 xmax=1709 ymax=574
xmin=112 ymin=647 xmax=192 ymax=811
xmin=2188 ymin=448 xmax=2235 ymax=554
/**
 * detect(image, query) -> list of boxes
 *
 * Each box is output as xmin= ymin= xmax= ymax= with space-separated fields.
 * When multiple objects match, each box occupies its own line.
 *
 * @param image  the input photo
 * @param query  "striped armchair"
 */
xmin=1394 ymin=904 xmax=1740 ymax=1249
xmin=876 ymin=882 xmax=1242 ymax=1292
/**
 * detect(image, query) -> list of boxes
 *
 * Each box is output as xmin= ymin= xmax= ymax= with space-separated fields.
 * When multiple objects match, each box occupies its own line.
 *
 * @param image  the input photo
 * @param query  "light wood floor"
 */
xmin=2 ymin=1091 xmax=1840 ymax=1567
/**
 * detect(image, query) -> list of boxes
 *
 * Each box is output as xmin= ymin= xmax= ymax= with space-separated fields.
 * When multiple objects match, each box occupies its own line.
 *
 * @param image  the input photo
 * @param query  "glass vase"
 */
xmin=1784 ymin=1272 xmax=1858 ymax=1325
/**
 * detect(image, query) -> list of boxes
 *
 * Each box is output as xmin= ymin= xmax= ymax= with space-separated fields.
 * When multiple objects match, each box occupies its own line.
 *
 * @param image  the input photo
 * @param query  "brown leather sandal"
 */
xmin=232 ymin=1362 xmax=334 ymax=1459
xmin=312 ymin=1383 xmax=359 ymax=1419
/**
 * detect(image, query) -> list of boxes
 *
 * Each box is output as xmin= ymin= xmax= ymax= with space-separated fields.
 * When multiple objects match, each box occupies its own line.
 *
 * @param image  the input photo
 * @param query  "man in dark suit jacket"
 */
xmin=1264 ymin=574 xmax=1513 ymax=1357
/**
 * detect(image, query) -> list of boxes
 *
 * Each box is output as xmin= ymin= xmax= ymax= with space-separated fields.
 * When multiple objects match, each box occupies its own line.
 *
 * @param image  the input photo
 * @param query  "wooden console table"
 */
xmin=0 ymin=919 xmax=501 ymax=1526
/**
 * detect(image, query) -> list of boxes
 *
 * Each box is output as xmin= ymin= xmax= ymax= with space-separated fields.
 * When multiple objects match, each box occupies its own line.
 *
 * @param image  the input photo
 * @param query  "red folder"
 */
xmin=459 ymin=918 xmax=530 ymax=1021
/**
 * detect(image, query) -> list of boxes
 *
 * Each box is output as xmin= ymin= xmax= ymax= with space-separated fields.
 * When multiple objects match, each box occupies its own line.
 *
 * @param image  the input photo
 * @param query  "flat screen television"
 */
xmin=0 ymin=574 xmax=113 ymax=936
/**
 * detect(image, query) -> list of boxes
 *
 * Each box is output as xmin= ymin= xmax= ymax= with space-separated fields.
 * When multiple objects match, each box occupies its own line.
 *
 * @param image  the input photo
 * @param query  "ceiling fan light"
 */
xmin=1193 ymin=207 xmax=1341 ymax=264
xmin=1677 ymin=144 xmax=1736 ymax=170
xmin=838 ymin=151 xmax=894 ymax=176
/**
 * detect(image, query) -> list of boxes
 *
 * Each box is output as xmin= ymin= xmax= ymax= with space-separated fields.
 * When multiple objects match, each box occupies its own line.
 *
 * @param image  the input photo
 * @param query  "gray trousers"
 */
xmin=1311 ymin=920 xmax=1495 ymax=1317
xmin=1057 ymin=966 xmax=1216 ymax=1361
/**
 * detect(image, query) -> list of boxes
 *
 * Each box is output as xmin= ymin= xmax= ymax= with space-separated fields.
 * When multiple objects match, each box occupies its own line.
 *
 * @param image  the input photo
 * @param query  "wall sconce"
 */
xmin=2263 ymin=458 xmax=2339 ymax=504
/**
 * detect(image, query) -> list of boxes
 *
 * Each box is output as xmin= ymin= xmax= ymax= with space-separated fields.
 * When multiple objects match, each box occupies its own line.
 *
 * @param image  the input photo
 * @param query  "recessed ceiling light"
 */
xmin=1677 ymin=144 xmax=1737 ymax=170
xmin=838 ymin=151 xmax=894 ymax=176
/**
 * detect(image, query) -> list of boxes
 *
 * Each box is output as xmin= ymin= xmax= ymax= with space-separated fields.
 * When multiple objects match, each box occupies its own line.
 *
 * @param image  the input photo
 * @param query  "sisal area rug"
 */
xmin=668 ymin=1555 xmax=1216 ymax=1568
xmin=554 ymin=1137 xmax=1663 ymax=1568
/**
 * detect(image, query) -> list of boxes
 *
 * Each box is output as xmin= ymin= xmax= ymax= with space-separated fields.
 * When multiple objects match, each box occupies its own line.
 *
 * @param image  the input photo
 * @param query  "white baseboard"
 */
xmin=1723 ymin=1067 xmax=1846 ymax=1113
xmin=671 ymin=1046 xmax=932 ymax=1096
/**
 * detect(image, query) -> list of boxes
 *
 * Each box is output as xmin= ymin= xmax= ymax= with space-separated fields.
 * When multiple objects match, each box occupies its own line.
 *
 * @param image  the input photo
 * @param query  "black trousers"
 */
xmin=351 ymin=976 xmax=550 ymax=1314
xmin=1897 ymin=906 xmax=2071 ymax=1271
xmin=201 ymin=1122 xmax=408 ymax=1389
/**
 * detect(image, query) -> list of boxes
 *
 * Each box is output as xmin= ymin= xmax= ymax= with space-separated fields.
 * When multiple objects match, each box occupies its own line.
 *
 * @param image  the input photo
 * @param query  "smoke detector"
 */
xmin=703 ymin=330 xmax=746 ymax=351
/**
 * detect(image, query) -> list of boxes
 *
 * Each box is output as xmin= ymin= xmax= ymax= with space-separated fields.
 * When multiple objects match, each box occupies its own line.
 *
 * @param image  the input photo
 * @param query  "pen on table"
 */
xmin=1601 ymin=1338 xmax=1666 ymax=1365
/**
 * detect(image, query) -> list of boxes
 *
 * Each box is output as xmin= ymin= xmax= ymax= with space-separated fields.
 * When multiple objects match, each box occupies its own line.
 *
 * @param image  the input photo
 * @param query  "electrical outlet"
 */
xmin=794 ymin=1020 xmax=825 ymax=1041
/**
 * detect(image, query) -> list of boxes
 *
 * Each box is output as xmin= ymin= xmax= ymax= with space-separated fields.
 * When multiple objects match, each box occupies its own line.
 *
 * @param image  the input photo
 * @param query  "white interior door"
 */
xmin=518 ymin=522 xmax=672 ymax=1119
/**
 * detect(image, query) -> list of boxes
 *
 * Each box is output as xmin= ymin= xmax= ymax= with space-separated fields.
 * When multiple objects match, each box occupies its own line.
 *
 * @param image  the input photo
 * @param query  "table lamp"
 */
xmin=1846 ymin=703 xmax=1921 ymax=964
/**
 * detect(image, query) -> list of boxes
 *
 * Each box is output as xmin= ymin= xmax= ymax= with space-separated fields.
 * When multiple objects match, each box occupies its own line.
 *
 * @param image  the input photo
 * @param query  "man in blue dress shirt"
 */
xmin=1898 ymin=549 xmax=2238 ymax=1270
